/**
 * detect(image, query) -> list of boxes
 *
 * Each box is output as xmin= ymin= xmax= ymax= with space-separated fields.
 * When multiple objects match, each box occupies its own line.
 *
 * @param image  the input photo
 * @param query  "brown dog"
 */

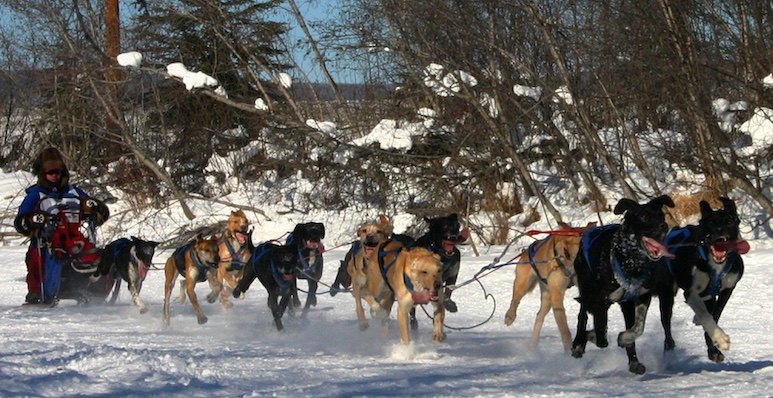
xmin=504 ymin=221 xmax=596 ymax=352
xmin=207 ymin=210 xmax=251 ymax=309
xmin=163 ymin=234 xmax=220 ymax=326
xmin=354 ymin=239 xmax=445 ymax=345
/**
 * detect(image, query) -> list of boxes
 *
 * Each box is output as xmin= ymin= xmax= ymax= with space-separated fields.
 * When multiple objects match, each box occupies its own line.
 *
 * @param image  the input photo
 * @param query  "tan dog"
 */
xmin=354 ymin=239 xmax=445 ymax=345
xmin=347 ymin=215 xmax=394 ymax=326
xmin=163 ymin=234 xmax=220 ymax=326
xmin=504 ymin=222 xmax=596 ymax=352
xmin=207 ymin=210 xmax=251 ymax=309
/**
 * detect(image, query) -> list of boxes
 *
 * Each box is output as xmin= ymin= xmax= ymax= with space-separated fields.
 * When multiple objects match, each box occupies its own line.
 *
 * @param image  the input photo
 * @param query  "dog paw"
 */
xmin=221 ymin=301 xmax=234 ymax=310
xmin=504 ymin=308 xmax=516 ymax=326
xmin=628 ymin=360 xmax=646 ymax=375
xmin=139 ymin=306 xmax=149 ymax=315
xmin=232 ymin=288 xmax=242 ymax=298
xmin=571 ymin=345 xmax=585 ymax=358
xmin=197 ymin=316 xmax=208 ymax=325
xmin=371 ymin=307 xmax=389 ymax=320
xmin=712 ymin=329 xmax=731 ymax=351
xmin=359 ymin=321 xmax=370 ymax=331
xmin=433 ymin=331 xmax=446 ymax=343
xmin=708 ymin=347 xmax=725 ymax=363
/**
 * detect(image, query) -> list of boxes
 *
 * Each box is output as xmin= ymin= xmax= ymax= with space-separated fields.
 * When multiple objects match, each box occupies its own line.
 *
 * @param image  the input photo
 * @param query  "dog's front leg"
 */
xmin=571 ymin=303 xmax=590 ymax=358
xmin=703 ymin=288 xmax=735 ymax=362
xmin=207 ymin=270 xmax=224 ymax=305
xmin=186 ymin=277 xmax=208 ymax=325
xmin=125 ymin=262 xmax=146 ymax=314
xmin=685 ymin=289 xmax=730 ymax=351
xmin=618 ymin=296 xmax=651 ymax=347
xmin=162 ymin=261 xmax=178 ymax=327
xmin=353 ymin=283 xmax=369 ymax=331
xmin=269 ymin=290 xmax=290 ymax=331
xmin=504 ymin=262 xmax=533 ymax=326
xmin=396 ymin=300 xmax=412 ymax=345
xmin=432 ymin=299 xmax=446 ymax=343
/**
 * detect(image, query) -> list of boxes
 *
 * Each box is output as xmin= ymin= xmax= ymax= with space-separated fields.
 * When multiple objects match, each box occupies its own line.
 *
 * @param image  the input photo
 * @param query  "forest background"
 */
xmin=1 ymin=0 xmax=773 ymax=245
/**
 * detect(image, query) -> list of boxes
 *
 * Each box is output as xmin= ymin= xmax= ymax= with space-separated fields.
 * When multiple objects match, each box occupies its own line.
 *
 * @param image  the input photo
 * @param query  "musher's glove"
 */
xmin=83 ymin=198 xmax=110 ymax=226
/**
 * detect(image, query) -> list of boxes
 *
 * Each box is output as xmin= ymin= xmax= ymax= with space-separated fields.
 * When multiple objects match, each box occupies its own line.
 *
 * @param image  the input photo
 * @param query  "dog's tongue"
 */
xmin=442 ymin=240 xmax=456 ymax=253
xmin=139 ymin=262 xmax=148 ymax=281
xmin=411 ymin=289 xmax=436 ymax=304
xmin=282 ymin=273 xmax=294 ymax=281
xmin=236 ymin=233 xmax=247 ymax=244
xmin=644 ymin=237 xmax=675 ymax=259
xmin=713 ymin=240 xmax=750 ymax=255
xmin=306 ymin=240 xmax=322 ymax=250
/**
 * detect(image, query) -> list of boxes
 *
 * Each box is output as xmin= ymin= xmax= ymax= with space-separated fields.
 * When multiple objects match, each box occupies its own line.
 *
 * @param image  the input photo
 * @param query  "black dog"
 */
xmin=411 ymin=213 xmax=467 ymax=313
xmin=571 ymin=195 xmax=674 ymax=375
xmin=658 ymin=197 xmax=747 ymax=362
xmin=233 ymin=242 xmax=300 ymax=331
xmin=286 ymin=222 xmax=325 ymax=316
xmin=90 ymin=236 xmax=159 ymax=314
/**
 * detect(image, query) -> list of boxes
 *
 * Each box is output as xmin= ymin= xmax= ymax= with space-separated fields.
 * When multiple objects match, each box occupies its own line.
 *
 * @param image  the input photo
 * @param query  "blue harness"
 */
xmin=662 ymin=227 xmax=735 ymax=297
xmin=173 ymin=243 xmax=210 ymax=282
xmin=527 ymin=236 xmax=575 ymax=287
xmin=581 ymin=224 xmax=655 ymax=301
xmin=220 ymin=233 xmax=249 ymax=270
xmin=251 ymin=243 xmax=294 ymax=295
xmin=376 ymin=242 xmax=416 ymax=293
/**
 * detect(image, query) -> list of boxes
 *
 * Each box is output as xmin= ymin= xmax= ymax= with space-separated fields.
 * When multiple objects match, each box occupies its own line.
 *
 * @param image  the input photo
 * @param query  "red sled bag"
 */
xmin=38 ymin=196 xmax=101 ymax=272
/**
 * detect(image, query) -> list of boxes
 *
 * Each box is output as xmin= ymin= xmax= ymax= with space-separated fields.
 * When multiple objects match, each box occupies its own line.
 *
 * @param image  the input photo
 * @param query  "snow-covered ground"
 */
xmin=1 ymin=238 xmax=772 ymax=397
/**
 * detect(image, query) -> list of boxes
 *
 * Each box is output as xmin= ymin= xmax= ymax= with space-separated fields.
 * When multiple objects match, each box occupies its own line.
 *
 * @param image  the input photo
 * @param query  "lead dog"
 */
xmin=232 ymin=241 xmax=300 ymax=331
xmin=207 ymin=210 xmax=251 ymax=310
xmin=571 ymin=195 xmax=674 ymax=374
xmin=355 ymin=240 xmax=445 ymax=345
xmin=163 ymin=234 xmax=220 ymax=326
xmin=286 ymin=222 xmax=325 ymax=316
xmin=504 ymin=221 xmax=596 ymax=352
xmin=347 ymin=215 xmax=395 ymax=329
xmin=90 ymin=236 xmax=159 ymax=314
xmin=659 ymin=197 xmax=748 ymax=362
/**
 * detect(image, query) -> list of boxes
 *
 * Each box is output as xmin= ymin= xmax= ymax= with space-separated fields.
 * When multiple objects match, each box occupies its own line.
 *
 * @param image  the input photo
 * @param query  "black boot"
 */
xmin=443 ymin=288 xmax=457 ymax=313
xmin=24 ymin=293 xmax=41 ymax=305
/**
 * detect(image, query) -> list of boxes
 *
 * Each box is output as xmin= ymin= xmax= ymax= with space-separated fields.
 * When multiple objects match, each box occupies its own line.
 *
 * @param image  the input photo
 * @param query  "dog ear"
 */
xmin=651 ymin=194 xmax=675 ymax=209
xmin=613 ymin=198 xmax=639 ymax=215
xmin=720 ymin=197 xmax=736 ymax=212
xmin=700 ymin=200 xmax=714 ymax=217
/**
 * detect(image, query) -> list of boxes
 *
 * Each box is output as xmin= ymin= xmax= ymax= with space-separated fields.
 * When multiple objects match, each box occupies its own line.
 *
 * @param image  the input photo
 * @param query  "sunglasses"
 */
xmin=45 ymin=169 xmax=63 ymax=176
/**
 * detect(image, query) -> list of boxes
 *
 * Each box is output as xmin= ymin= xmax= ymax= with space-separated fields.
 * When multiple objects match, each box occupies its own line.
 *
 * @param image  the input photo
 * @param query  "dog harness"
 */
xmin=582 ymin=224 xmax=655 ymax=302
xmin=662 ymin=227 xmax=737 ymax=298
xmin=219 ymin=232 xmax=249 ymax=270
xmin=376 ymin=242 xmax=417 ymax=294
xmin=173 ymin=243 xmax=211 ymax=283
xmin=251 ymin=243 xmax=294 ymax=295
xmin=527 ymin=236 xmax=575 ymax=287
xmin=109 ymin=238 xmax=148 ymax=280
xmin=580 ymin=224 xmax=619 ymax=271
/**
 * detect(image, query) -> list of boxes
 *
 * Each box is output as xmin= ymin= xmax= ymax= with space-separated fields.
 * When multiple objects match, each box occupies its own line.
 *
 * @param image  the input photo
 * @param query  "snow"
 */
xmin=165 ymin=62 xmax=220 ymax=91
xmin=116 ymin=52 xmax=142 ymax=68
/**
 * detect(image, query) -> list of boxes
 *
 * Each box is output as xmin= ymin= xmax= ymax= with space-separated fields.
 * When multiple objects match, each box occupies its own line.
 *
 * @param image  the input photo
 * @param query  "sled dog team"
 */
xmin=29 ymin=194 xmax=748 ymax=375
